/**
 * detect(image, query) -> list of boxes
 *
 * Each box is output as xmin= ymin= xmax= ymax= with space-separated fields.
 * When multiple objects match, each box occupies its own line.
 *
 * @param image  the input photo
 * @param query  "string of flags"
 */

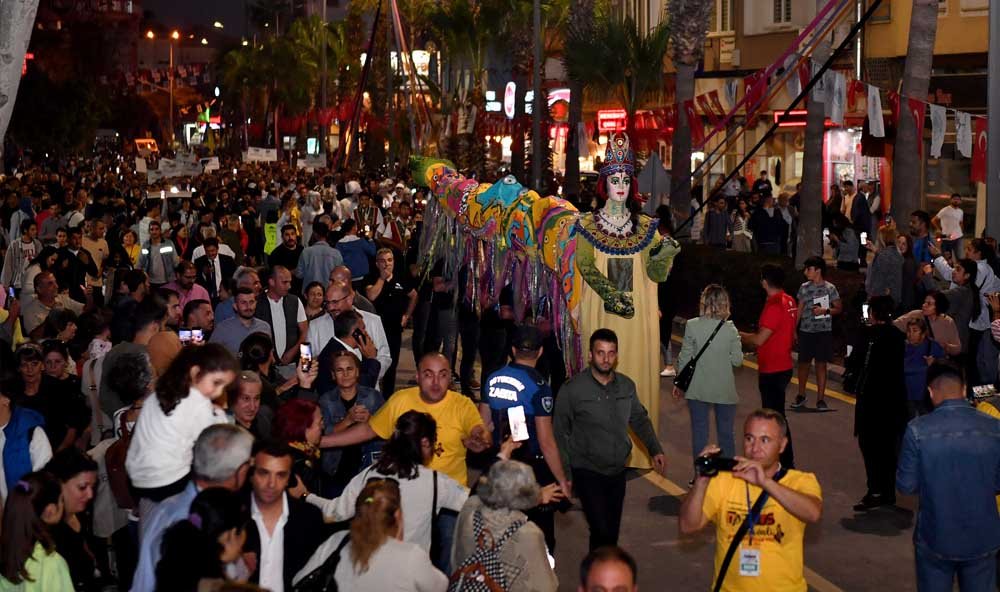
xmin=98 ymin=63 xmax=213 ymax=94
xmin=685 ymin=56 xmax=988 ymax=184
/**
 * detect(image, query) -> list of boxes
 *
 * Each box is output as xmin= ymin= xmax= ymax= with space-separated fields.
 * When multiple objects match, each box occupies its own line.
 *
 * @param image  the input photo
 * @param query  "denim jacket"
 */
xmin=896 ymin=399 xmax=1000 ymax=560
xmin=317 ymin=386 xmax=385 ymax=477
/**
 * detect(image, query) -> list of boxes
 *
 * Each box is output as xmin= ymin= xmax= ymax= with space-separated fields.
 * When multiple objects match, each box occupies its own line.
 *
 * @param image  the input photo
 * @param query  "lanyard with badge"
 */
xmin=714 ymin=466 xmax=787 ymax=591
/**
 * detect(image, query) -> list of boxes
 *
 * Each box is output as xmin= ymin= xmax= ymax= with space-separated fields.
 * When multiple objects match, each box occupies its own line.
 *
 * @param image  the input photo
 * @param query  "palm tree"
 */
xmin=427 ymin=0 xmax=508 ymax=175
xmin=890 ymin=0 xmax=939 ymax=221
xmin=564 ymin=13 xmax=671 ymax=138
xmin=667 ymin=0 xmax=712 ymax=226
xmin=797 ymin=0 xmax=830 ymax=267
xmin=562 ymin=0 xmax=595 ymax=201
xmin=288 ymin=16 xmax=346 ymax=146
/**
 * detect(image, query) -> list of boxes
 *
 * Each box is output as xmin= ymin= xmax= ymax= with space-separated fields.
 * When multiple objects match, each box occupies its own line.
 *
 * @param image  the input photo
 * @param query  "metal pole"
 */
xmin=987 ymin=0 xmax=1000 ymax=237
xmin=531 ymin=0 xmax=542 ymax=190
xmin=169 ymin=41 xmax=175 ymax=146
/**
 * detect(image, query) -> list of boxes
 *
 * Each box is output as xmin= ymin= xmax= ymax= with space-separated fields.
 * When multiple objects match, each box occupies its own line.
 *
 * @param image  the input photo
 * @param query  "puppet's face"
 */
xmin=606 ymin=172 xmax=631 ymax=203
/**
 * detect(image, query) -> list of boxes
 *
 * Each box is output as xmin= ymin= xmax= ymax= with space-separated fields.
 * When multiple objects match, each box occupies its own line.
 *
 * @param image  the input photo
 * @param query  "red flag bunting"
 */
xmin=743 ymin=70 xmax=766 ymax=126
xmin=908 ymin=98 xmax=927 ymax=156
xmin=683 ymin=100 xmax=705 ymax=146
xmin=847 ymin=80 xmax=865 ymax=112
xmin=708 ymin=90 xmax=727 ymax=120
xmin=972 ymin=117 xmax=988 ymax=184
xmin=887 ymin=91 xmax=901 ymax=129
xmin=697 ymin=94 xmax=721 ymax=127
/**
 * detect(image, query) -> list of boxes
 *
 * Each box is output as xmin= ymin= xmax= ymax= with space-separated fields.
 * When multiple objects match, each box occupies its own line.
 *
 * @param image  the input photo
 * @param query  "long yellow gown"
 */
xmin=576 ymin=213 xmax=678 ymax=469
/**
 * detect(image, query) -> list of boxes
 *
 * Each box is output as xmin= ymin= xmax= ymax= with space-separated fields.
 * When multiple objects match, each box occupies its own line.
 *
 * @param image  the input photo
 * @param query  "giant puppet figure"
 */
xmin=575 ymin=132 xmax=679 ymax=468
xmin=413 ymin=132 xmax=679 ymax=468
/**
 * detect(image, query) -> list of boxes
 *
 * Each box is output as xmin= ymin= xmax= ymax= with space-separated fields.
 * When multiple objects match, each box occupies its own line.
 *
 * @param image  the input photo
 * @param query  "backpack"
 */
xmin=447 ymin=510 xmax=525 ymax=592
xmin=104 ymin=409 xmax=136 ymax=510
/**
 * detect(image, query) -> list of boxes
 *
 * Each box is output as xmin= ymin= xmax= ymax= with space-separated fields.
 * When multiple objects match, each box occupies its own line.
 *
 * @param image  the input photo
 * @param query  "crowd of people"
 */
xmin=0 ymin=147 xmax=996 ymax=592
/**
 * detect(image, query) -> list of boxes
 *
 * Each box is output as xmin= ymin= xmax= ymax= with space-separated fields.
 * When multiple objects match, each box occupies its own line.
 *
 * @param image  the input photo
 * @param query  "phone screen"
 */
xmin=860 ymin=232 xmax=867 ymax=246
xmin=300 ymin=342 xmax=313 ymax=370
xmin=507 ymin=406 xmax=530 ymax=442
xmin=191 ymin=328 xmax=204 ymax=344
xmin=862 ymin=304 xmax=869 ymax=320
xmin=179 ymin=328 xmax=192 ymax=344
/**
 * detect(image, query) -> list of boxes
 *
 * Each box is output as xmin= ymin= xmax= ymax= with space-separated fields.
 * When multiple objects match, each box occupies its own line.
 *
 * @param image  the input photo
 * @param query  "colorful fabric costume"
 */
xmin=412 ymin=133 xmax=679 ymax=469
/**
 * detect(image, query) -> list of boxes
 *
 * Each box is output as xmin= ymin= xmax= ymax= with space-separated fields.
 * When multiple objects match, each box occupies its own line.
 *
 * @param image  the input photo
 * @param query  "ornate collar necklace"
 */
xmin=596 ymin=210 xmax=633 ymax=237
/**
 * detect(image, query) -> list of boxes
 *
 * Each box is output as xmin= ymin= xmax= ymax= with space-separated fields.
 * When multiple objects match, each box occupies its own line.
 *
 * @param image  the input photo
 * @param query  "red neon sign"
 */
xmin=773 ymin=109 xmax=839 ymax=128
xmin=597 ymin=109 xmax=627 ymax=132
xmin=22 ymin=53 xmax=34 ymax=76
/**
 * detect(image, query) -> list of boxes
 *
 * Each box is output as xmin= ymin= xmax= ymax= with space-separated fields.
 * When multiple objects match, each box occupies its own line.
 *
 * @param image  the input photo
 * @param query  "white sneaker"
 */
xmin=660 ymin=366 xmax=677 ymax=377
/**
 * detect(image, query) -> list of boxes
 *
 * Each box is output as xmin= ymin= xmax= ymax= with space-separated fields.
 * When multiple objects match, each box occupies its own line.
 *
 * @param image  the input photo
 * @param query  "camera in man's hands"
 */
xmin=694 ymin=453 xmax=739 ymax=477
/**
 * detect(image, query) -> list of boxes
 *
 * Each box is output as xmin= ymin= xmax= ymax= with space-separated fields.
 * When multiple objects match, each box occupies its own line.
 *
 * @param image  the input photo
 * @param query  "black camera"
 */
xmin=694 ymin=453 xmax=738 ymax=477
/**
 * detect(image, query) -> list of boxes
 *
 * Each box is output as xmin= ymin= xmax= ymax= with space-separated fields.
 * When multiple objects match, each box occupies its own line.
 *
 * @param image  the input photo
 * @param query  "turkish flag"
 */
xmin=709 ymin=90 xmax=728 ymax=121
xmin=847 ymin=79 xmax=865 ymax=111
xmin=697 ymin=94 xmax=721 ymax=127
xmin=744 ymin=71 xmax=766 ymax=125
xmin=972 ymin=117 xmax=988 ymax=184
xmin=887 ymin=91 xmax=901 ymax=129
xmin=798 ymin=62 xmax=811 ymax=97
xmin=908 ymin=98 xmax=926 ymax=156
xmin=683 ymin=99 xmax=705 ymax=146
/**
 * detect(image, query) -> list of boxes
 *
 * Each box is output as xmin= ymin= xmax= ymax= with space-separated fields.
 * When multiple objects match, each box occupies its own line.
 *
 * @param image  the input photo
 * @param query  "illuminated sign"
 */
xmin=485 ymin=101 xmax=502 ymax=113
xmin=773 ymin=109 xmax=839 ymax=128
xmin=504 ymin=82 xmax=517 ymax=120
xmin=597 ymin=109 xmax=627 ymax=132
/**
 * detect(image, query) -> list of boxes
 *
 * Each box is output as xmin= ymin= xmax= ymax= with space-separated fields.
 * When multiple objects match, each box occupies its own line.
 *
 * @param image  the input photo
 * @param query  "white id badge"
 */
xmin=738 ymin=548 xmax=761 ymax=577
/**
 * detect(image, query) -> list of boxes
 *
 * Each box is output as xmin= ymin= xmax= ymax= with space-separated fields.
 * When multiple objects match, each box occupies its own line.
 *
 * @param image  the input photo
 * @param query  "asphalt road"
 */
xmin=396 ymin=335 xmax=919 ymax=592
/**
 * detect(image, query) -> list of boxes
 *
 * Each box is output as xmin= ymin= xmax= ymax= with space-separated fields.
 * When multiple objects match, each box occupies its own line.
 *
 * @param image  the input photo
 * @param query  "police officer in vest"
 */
xmin=481 ymin=324 xmax=570 ymax=552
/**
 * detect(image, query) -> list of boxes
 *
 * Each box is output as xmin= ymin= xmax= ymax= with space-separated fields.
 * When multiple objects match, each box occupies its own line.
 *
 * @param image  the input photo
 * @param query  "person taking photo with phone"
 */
xmin=480 ymin=324 xmax=569 ymax=552
xmin=679 ymin=409 xmax=823 ymax=592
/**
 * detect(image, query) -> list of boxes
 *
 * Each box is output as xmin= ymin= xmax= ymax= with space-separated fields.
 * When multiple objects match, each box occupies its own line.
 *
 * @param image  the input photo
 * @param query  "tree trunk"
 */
xmin=890 ymin=0 xmax=938 ymax=221
xmin=670 ymin=62 xmax=695 ymax=235
xmin=565 ymin=78 xmax=584 ymax=201
xmin=797 ymin=1 xmax=830 ymax=268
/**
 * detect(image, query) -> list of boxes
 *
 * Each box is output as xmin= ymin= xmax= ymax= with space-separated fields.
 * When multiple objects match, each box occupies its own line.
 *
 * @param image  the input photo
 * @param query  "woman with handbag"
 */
xmin=673 ymin=285 xmax=744 ymax=481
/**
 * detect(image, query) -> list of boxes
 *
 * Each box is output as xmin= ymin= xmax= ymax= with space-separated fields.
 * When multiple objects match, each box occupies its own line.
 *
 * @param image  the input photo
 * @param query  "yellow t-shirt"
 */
xmin=702 ymin=470 xmax=822 ymax=592
xmin=368 ymin=387 xmax=483 ymax=486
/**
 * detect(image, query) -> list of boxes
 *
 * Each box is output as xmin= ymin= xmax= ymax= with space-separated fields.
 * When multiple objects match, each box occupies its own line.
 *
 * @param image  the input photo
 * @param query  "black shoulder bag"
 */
xmin=293 ymin=534 xmax=351 ymax=592
xmin=712 ymin=468 xmax=787 ymax=592
xmin=674 ymin=320 xmax=726 ymax=393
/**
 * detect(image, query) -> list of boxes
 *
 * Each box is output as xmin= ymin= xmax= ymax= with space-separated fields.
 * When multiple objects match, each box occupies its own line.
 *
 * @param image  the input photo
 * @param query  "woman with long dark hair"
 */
xmin=293 ymin=480 xmax=447 ymax=592
xmin=155 ymin=488 xmax=250 ymax=591
xmin=20 ymin=246 xmax=59 ymax=302
xmin=0 ymin=471 xmax=72 ymax=591
xmin=301 ymin=410 xmax=468 ymax=553
xmin=125 ymin=343 xmax=236 ymax=509
xmin=44 ymin=448 xmax=100 ymax=591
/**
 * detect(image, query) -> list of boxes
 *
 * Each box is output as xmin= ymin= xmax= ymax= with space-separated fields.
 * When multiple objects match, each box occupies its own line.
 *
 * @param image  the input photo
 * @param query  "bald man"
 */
xmin=308 ymin=280 xmax=392 ymax=384
xmin=328 ymin=265 xmax=377 ymax=314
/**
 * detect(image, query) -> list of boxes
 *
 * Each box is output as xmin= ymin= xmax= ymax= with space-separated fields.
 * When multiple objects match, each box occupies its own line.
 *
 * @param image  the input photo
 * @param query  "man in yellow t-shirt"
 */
xmin=680 ymin=409 xmax=823 ymax=592
xmin=319 ymin=352 xmax=491 ymax=486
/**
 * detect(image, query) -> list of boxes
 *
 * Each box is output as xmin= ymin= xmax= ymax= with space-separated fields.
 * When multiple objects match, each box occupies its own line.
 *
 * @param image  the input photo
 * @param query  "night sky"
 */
xmin=143 ymin=0 xmax=249 ymax=36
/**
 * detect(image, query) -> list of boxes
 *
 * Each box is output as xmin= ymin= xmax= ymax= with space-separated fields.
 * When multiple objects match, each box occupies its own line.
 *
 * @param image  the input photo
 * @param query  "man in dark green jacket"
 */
xmin=554 ymin=328 xmax=667 ymax=550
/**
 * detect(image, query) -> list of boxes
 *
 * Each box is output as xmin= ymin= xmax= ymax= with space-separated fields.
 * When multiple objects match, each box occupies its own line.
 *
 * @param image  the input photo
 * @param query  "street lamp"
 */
xmin=145 ymin=29 xmax=180 ymax=145
xmin=213 ymin=21 xmax=224 ymax=29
